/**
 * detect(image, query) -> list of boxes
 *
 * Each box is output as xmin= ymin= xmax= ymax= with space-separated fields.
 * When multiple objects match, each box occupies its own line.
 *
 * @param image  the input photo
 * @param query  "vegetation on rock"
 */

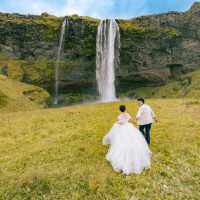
xmin=121 ymin=70 xmax=200 ymax=99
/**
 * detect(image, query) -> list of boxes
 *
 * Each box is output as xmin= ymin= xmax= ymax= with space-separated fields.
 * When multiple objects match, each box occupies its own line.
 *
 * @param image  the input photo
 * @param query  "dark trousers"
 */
xmin=139 ymin=123 xmax=152 ymax=145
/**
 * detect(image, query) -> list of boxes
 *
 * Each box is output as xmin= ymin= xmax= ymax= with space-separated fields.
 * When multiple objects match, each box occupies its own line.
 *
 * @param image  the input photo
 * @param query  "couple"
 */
xmin=103 ymin=98 xmax=157 ymax=175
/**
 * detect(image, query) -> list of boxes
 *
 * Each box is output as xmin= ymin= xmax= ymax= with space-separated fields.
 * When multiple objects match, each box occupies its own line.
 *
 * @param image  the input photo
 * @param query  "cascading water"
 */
xmin=54 ymin=18 xmax=68 ymax=105
xmin=96 ymin=19 xmax=120 ymax=102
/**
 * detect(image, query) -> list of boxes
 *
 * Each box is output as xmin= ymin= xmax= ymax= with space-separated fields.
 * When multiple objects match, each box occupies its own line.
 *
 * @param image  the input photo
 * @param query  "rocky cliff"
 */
xmin=0 ymin=2 xmax=200 ymax=103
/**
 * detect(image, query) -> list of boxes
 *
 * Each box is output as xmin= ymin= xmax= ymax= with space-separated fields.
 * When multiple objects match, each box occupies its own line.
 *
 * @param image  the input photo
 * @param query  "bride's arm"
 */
xmin=127 ymin=113 xmax=136 ymax=125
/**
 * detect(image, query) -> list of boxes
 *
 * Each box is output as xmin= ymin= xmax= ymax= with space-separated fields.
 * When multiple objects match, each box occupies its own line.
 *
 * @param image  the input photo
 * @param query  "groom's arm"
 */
xmin=136 ymin=107 xmax=142 ymax=122
xmin=129 ymin=117 xmax=137 ymax=125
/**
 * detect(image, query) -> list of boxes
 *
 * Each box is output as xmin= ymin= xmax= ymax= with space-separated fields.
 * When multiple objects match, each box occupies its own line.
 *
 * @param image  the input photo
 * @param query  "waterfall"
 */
xmin=96 ymin=19 xmax=120 ymax=102
xmin=54 ymin=18 xmax=68 ymax=105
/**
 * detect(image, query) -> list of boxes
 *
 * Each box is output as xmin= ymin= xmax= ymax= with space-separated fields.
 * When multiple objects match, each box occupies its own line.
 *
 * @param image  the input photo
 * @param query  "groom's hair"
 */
xmin=137 ymin=97 xmax=145 ymax=104
xmin=119 ymin=105 xmax=126 ymax=112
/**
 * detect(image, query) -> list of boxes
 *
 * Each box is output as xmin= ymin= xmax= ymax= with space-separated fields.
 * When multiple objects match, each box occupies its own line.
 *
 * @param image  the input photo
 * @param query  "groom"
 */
xmin=136 ymin=98 xmax=157 ymax=145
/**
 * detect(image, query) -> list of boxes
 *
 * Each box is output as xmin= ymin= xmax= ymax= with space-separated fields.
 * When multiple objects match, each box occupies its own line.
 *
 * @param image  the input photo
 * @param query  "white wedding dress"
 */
xmin=103 ymin=113 xmax=151 ymax=175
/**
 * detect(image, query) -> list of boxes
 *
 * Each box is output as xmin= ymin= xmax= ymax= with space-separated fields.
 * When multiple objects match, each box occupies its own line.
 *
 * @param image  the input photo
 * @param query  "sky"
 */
xmin=0 ymin=0 xmax=200 ymax=19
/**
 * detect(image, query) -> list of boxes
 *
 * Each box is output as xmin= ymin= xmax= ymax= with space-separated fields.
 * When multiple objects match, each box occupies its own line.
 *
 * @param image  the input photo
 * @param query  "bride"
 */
xmin=103 ymin=105 xmax=151 ymax=175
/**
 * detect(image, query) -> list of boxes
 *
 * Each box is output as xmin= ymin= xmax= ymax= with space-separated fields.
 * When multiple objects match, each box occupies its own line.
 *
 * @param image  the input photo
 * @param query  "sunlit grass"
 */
xmin=0 ymin=75 xmax=49 ymax=112
xmin=0 ymin=99 xmax=199 ymax=200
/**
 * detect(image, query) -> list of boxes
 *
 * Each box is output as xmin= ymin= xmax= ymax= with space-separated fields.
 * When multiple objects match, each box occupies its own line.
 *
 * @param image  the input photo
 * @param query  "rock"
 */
xmin=188 ymin=2 xmax=200 ymax=13
xmin=0 ymin=44 xmax=15 ymax=57
xmin=118 ymin=68 xmax=170 ymax=88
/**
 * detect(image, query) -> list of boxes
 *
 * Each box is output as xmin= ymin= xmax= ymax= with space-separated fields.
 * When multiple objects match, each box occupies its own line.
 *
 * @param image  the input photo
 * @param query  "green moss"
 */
xmin=119 ymin=19 xmax=182 ymax=42
xmin=0 ymin=13 xmax=61 ymax=45
xmin=161 ymin=27 xmax=182 ymax=38
xmin=22 ymin=57 xmax=54 ymax=86
xmin=119 ymin=20 xmax=143 ymax=31
xmin=119 ymin=20 xmax=148 ymax=40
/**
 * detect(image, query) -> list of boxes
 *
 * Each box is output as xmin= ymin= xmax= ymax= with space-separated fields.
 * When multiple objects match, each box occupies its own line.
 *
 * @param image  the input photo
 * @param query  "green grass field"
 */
xmin=0 ymin=99 xmax=200 ymax=200
xmin=0 ymin=75 xmax=49 ymax=112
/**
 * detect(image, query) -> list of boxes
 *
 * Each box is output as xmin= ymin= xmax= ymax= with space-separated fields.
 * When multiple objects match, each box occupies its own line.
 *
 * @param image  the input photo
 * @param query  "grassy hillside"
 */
xmin=123 ymin=70 xmax=200 ymax=99
xmin=0 ymin=99 xmax=199 ymax=199
xmin=0 ymin=75 xmax=49 ymax=112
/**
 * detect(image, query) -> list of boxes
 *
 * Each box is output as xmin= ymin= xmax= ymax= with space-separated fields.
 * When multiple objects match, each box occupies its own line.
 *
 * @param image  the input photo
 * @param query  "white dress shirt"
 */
xmin=136 ymin=104 xmax=155 ymax=125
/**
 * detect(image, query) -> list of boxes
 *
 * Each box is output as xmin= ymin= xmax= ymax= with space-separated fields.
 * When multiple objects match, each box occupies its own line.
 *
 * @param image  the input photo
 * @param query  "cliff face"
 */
xmin=118 ymin=3 xmax=200 ymax=91
xmin=0 ymin=14 xmax=98 ymax=98
xmin=0 ymin=3 xmax=200 ymax=100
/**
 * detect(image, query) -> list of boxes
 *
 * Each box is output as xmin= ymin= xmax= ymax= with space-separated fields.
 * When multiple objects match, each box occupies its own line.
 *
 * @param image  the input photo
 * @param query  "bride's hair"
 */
xmin=119 ymin=105 xmax=126 ymax=112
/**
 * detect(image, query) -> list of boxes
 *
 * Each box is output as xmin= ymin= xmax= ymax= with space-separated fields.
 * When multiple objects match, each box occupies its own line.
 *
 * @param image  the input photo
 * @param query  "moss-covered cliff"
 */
xmin=0 ymin=13 xmax=99 ymax=101
xmin=0 ymin=2 xmax=200 ymax=103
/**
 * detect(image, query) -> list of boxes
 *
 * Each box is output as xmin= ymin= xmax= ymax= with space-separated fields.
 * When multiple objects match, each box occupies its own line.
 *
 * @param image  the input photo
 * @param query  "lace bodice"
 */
xmin=117 ymin=113 xmax=131 ymax=124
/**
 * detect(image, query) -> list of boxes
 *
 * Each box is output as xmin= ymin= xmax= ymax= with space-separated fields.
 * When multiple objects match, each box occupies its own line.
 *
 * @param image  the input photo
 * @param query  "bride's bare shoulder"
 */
xmin=118 ymin=112 xmax=132 ymax=119
xmin=118 ymin=113 xmax=124 ymax=118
